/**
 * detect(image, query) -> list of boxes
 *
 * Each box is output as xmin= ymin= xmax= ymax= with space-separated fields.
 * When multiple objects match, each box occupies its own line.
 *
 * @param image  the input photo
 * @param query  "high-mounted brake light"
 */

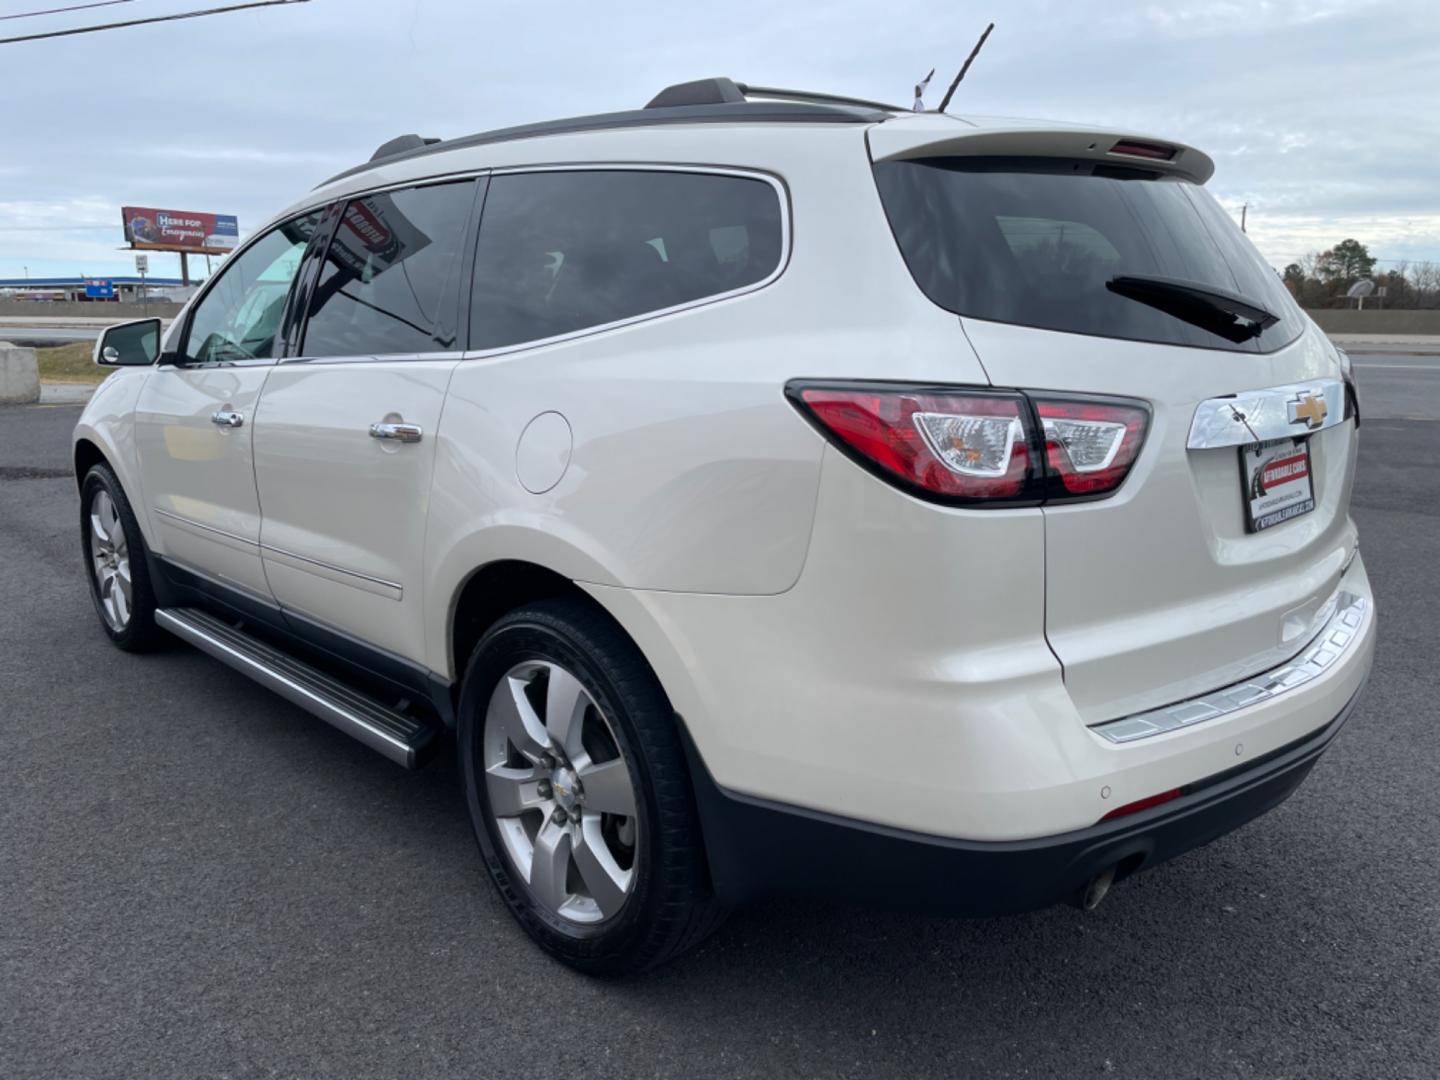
xmin=1110 ymin=138 xmax=1176 ymax=161
xmin=787 ymin=382 xmax=1149 ymax=507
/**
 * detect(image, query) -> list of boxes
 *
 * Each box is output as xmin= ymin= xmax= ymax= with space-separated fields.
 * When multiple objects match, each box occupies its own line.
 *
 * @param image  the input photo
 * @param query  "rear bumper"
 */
xmin=682 ymin=681 xmax=1364 ymax=914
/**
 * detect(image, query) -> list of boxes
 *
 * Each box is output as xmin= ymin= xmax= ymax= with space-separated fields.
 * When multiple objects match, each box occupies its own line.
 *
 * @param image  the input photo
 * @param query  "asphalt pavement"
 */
xmin=2 ymin=357 xmax=1437 ymax=1079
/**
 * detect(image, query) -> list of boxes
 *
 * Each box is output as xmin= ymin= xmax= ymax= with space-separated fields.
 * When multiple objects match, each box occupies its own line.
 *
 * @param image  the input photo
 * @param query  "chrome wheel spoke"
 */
xmin=111 ymin=573 xmax=130 ymax=625
xmin=574 ymin=816 xmax=631 ymax=919
xmin=576 ymin=757 xmax=636 ymax=817
xmin=543 ymin=664 xmax=588 ymax=757
xmin=528 ymin=819 xmax=573 ymax=911
xmin=493 ymin=674 xmax=551 ymax=762
xmin=90 ymin=511 xmax=112 ymax=551
xmin=485 ymin=764 xmax=545 ymax=817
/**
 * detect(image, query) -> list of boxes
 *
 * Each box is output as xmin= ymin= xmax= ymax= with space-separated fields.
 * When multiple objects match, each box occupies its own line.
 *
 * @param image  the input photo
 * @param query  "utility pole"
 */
xmin=1240 ymin=203 xmax=1248 ymax=233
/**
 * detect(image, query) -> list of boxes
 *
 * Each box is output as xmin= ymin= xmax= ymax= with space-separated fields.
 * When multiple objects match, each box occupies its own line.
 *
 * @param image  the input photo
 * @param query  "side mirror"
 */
xmin=94 ymin=318 xmax=161 ymax=367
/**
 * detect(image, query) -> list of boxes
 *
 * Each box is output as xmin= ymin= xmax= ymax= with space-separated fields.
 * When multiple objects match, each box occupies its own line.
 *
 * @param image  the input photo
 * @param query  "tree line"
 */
xmin=1281 ymin=238 xmax=1440 ymax=309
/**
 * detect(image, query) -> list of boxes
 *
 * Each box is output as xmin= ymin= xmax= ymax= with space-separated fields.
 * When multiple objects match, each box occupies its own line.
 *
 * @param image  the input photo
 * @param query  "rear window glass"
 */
xmin=470 ymin=169 xmax=784 ymax=350
xmin=873 ymin=157 xmax=1302 ymax=353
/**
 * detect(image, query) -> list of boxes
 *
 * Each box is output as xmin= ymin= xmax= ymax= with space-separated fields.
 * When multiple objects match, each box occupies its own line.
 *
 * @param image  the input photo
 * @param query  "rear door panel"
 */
xmin=963 ymin=316 xmax=1357 ymax=723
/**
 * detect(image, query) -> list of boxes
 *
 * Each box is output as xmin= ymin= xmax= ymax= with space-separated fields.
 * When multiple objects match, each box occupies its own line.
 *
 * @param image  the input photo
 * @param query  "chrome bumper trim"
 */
xmin=1090 ymin=589 xmax=1370 ymax=745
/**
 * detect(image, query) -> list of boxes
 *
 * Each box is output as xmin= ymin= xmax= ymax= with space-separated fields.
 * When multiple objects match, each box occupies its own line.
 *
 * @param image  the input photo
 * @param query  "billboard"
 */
xmin=122 ymin=206 xmax=239 ymax=255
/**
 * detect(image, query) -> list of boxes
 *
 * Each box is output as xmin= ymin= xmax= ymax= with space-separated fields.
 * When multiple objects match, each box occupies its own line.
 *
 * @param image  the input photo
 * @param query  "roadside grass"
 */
xmin=35 ymin=342 xmax=107 ymax=385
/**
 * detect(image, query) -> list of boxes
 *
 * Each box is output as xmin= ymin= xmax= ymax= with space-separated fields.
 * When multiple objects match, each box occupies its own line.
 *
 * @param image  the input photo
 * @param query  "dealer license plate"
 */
xmin=1240 ymin=437 xmax=1315 ymax=533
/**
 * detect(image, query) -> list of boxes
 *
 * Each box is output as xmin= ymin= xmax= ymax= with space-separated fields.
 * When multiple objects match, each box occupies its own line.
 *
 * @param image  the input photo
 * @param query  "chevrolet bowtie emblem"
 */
xmin=1287 ymin=391 xmax=1328 ymax=430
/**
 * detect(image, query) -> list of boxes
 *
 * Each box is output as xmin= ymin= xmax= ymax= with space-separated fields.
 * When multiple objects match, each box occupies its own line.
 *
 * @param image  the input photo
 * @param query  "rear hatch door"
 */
xmin=869 ymin=120 xmax=1358 ymax=723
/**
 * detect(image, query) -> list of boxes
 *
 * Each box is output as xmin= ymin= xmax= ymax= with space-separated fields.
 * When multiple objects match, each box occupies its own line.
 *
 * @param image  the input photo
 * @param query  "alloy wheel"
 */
xmin=482 ymin=660 xmax=640 ymax=924
xmin=88 ymin=490 xmax=131 ymax=631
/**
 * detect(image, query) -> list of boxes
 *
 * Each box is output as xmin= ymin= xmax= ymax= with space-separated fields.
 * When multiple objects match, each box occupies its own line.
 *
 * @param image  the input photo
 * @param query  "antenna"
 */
xmin=937 ymin=22 xmax=995 ymax=113
xmin=913 ymin=68 xmax=935 ymax=112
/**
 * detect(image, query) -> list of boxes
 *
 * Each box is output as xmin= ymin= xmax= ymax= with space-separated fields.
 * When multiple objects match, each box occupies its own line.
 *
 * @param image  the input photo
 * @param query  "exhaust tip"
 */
xmin=1080 ymin=865 xmax=1117 ymax=911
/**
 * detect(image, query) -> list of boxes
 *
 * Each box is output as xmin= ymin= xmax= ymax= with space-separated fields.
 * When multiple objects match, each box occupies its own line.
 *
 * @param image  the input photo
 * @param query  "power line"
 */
xmin=0 ymin=0 xmax=308 ymax=44
xmin=1 ymin=0 xmax=134 ymax=22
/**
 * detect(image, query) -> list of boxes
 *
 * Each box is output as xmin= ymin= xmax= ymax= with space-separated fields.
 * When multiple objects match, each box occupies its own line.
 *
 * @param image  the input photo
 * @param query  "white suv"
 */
xmin=75 ymin=78 xmax=1375 ymax=973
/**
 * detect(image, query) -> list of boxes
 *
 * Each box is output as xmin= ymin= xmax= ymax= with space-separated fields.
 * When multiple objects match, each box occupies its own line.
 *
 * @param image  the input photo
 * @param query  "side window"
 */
xmin=470 ymin=170 xmax=785 ymax=350
xmin=301 ymin=181 xmax=475 ymax=357
xmin=181 ymin=212 xmax=322 ymax=363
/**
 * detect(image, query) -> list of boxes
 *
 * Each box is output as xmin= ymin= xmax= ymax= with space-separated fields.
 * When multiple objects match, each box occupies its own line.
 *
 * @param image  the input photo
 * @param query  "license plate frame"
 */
xmin=1239 ymin=436 xmax=1315 ymax=533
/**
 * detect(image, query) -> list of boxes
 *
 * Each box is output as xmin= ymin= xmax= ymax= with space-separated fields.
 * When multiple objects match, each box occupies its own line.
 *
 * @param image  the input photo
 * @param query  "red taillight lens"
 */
xmin=1035 ymin=397 xmax=1149 ymax=497
xmin=788 ymin=382 xmax=1149 ymax=506
xmin=792 ymin=385 xmax=1034 ymax=502
xmin=1100 ymin=787 xmax=1183 ymax=822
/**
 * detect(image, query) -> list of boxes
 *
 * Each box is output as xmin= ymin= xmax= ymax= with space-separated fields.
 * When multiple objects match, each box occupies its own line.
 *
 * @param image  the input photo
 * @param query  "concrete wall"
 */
xmin=0 ymin=301 xmax=184 ymax=320
xmin=1305 ymin=309 xmax=1440 ymax=335
xmin=0 ymin=343 xmax=40 ymax=403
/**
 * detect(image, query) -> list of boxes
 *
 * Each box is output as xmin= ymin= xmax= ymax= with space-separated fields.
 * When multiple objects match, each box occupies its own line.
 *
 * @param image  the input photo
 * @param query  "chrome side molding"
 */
xmin=1090 ymin=589 xmax=1369 ymax=744
xmin=1188 ymin=378 xmax=1345 ymax=450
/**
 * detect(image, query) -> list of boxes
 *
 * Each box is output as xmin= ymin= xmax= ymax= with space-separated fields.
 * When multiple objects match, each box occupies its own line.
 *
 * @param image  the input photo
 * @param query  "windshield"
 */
xmin=872 ymin=156 xmax=1303 ymax=353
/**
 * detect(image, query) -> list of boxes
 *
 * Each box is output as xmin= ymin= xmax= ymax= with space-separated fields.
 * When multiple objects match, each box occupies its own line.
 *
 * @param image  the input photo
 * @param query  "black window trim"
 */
xmin=462 ymin=162 xmax=793 ymax=358
xmin=285 ymin=174 xmax=489 ymax=365
xmin=167 ymin=207 xmax=333 ymax=369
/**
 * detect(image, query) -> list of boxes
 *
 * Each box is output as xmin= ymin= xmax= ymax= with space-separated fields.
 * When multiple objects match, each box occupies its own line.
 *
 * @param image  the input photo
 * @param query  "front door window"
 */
xmin=181 ymin=211 xmax=323 ymax=363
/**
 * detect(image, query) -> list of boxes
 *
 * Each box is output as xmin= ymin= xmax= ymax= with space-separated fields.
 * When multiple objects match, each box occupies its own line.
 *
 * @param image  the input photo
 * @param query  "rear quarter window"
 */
xmin=469 ymin=169 xmax=784 ymax=350
xmin=873 ymin=156 xmax=1303 ymax=353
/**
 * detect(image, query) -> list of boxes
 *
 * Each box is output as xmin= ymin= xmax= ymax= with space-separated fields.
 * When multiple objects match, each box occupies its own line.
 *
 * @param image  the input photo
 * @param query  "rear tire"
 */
xmin=80 ymin=463 xmax=160 ymax=652
xmin=457 ymin=597 xmax=727 ymax=974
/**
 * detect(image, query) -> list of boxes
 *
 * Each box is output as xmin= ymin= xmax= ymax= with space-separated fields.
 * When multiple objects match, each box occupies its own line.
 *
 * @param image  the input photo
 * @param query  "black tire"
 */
xmin=457 ymin=597 xmax=727 ymax=974
xmin=80 ymin=463 xmax=160 ymax=652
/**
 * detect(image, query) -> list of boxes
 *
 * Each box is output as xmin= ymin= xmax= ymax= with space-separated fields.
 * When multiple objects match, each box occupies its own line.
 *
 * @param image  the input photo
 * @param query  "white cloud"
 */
xmin=1 ymin=0 xmax=1437 ymax=279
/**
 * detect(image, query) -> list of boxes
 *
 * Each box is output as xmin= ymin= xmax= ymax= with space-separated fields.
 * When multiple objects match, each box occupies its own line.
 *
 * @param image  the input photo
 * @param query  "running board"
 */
xmin=155 ymin=607 xmax=436 ymax=768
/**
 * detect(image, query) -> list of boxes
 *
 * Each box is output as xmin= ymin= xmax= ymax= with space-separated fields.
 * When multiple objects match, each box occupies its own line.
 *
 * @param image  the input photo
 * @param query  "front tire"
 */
xmin=457 ymin=597 xmax=726 ymax=974
xmin=80 ymin=463 xmax=159 ymax=652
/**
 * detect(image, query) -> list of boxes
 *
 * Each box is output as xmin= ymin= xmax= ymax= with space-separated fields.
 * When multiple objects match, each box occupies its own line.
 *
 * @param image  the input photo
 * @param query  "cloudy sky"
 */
xmin=1 ymin=0 xmax=1437 ymax=282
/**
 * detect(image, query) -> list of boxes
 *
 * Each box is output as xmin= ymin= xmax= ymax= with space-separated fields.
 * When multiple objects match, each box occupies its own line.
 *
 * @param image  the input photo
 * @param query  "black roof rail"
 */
xmin=316 ymin=95 xmax=890 ymax=191
xmin=645 ymin=77 xmax=746 ymax=109
xmin=369 ymin=133 xmax=441 ymax=162
xmin=643 ymin=77 xmax=905 ymax=114
xmin=734 ymin=83 xmax=907 ymax=113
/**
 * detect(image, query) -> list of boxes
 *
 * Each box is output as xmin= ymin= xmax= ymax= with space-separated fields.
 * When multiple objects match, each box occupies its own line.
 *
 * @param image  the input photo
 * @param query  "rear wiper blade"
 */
xmin=1106 ymin=274 xmax=1280 ymax=344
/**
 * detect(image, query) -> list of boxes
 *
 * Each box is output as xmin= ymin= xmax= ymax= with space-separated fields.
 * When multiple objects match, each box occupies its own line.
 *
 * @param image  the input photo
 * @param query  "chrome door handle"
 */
xmin=211 ymin=410 xmax=244 ymax=428
xmin=369 ymin=421 xmax=423 ymax=444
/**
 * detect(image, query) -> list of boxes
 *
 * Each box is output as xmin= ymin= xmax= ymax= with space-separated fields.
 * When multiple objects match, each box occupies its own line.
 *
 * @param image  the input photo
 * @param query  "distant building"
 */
xmin=0 ymin=275 xmax=187 ymax=303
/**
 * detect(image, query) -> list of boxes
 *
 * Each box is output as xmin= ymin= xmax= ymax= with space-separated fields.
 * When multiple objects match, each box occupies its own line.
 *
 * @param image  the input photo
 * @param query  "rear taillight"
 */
xmin=1034 ymin=397 xmax=1149 ymax=497
xmin=787 ymin=382 xmax=1149 ymax=507
xmin=790 ymin=385 xmax=1036 ymax=503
